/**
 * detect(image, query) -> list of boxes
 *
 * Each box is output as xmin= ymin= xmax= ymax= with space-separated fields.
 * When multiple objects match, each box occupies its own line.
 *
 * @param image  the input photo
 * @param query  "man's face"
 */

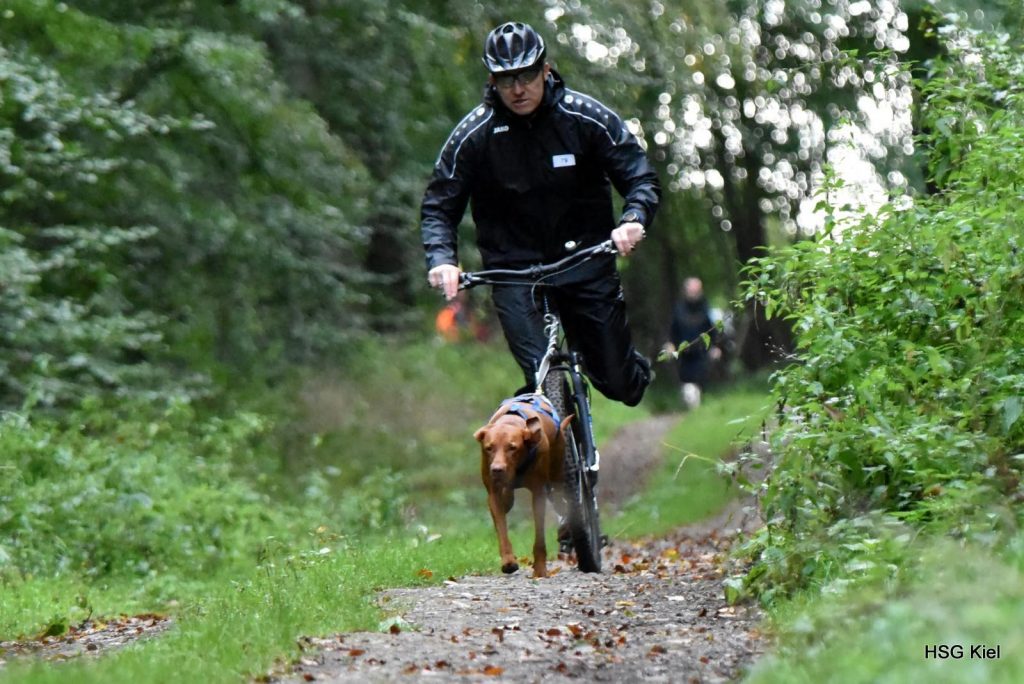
xmin=684 ymin=278 xmax=704 ymax=301
xmin=490 ymin=63 xmax=550 ymax=116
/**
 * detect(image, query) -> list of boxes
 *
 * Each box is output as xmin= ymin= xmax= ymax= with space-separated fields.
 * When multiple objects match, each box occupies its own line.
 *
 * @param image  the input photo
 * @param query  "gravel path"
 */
xmin=0 ymin=614 xmax=173 ymax=667
xmin=277 ymin=413 xmax=766 ymax=683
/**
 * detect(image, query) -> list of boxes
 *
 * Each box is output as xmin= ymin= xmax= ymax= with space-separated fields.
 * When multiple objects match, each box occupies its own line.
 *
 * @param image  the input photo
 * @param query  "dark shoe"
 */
xmin=635 ymin=351 xmax=655 ymax=385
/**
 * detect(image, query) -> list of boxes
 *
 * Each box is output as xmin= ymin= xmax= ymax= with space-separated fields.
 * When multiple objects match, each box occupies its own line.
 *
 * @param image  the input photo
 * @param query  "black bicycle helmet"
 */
xmin=482 ymin=22 xmax=546 ymax=73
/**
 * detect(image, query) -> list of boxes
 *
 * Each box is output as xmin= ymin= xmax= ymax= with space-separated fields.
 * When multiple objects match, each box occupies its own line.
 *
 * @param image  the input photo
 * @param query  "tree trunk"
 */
xmin=721 ymin=153 xmax=793 ymax=370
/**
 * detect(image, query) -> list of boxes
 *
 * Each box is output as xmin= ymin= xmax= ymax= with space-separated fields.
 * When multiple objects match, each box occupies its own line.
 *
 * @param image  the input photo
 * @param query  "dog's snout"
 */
xmin=489 ymin=448 xmax=511 ymax=473
xmin=489 ymin=451 xmax=513 ymax=482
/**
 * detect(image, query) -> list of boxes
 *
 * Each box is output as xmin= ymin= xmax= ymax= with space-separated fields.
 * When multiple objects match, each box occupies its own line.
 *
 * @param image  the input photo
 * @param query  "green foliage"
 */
xmin=0 ymin=41 xmax=190 ymax=407
xmin=738 ymin=30 xmax=1024 ymax=602
xmin=260 ymin=0 xmax=497 ymax=320
xmin=611 ymin=385 xmax=770 ymax=539
xmin=0 ymin=402 xmax=281 ymax=580
xmin=0 ymin=526 xmax=498 ymax=683
xmin=0 ymin=0 xmax=377 ymax=409
xmin=0 ymin=346 xmax=761 ymax=681
xmin=748 ymin=537 xmax=1024 ymax=684
xmin=278 ymin=336 xmax=523 ymax=492
xmin=1 ymin=336 xmax=519 ymax=585
xmin=0 ymin=338 xmax=523 ymax=588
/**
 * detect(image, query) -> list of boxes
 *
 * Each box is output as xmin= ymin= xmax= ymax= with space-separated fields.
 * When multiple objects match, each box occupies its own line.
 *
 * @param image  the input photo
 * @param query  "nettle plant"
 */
xmin=735 ymin=33 xmax=1024 ymax=602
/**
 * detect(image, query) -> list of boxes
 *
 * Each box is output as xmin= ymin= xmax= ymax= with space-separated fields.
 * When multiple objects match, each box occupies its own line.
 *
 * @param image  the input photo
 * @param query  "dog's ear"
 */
xmin=524 ymin=416 xmax=543 ymax=444
xmin=559 ymin=415 xmax=574 ymax=436
xmin=474 ymin=426 xmax=488 ymax=443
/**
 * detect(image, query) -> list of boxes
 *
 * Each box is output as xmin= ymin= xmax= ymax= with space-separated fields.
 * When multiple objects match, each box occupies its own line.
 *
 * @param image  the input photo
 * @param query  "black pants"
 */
xmin=490 ymin=255 xmax=648 ymax=407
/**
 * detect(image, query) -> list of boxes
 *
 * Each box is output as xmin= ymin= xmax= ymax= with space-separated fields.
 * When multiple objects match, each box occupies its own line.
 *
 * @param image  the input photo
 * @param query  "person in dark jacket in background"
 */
xmin=421 ymin=21 xmax=660 ymax=406
xmin=666 ymin=277 xmax=721 ymax=409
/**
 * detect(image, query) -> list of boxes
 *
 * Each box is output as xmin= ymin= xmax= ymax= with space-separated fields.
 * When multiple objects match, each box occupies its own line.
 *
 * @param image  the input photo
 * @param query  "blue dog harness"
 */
xmin=501 ymin=393 xmax=561 ymax=426
xmin=499 ymin=393 xmax=562 ymax=487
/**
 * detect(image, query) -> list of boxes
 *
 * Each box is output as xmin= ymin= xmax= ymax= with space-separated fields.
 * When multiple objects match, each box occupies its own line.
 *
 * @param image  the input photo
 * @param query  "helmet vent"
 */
xmin=483 ymin=21 xmax=546 ymax=74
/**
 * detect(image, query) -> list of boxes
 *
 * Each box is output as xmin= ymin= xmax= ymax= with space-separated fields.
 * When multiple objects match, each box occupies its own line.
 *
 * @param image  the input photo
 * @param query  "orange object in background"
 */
xmin=435 ymin=301 xmax=464 ymax=342
xmin=435 ymin=292 xmax=491 ymax=343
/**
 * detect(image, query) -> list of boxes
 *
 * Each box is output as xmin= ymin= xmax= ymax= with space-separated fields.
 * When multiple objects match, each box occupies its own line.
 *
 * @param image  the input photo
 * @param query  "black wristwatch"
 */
xmin=619 ymin=211 xmax=641 ymax=226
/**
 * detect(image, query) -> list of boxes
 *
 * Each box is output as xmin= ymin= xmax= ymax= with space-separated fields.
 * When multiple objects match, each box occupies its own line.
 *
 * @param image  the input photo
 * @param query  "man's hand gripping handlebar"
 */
xmin=428 ymin=263 xmax=462 ymax=301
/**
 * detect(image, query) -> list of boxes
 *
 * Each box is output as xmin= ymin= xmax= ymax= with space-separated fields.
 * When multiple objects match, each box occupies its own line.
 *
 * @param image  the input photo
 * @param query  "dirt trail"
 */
xmin=276 ymin=413 xmax=766 ymax=683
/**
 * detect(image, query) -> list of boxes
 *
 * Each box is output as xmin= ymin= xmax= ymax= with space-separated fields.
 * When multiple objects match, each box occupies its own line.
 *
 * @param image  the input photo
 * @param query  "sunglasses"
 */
xmin=493 ymin=66 xmax=543 ymax=90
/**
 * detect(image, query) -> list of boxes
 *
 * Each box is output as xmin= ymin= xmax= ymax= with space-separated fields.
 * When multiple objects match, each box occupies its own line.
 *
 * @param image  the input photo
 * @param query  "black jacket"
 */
xmin=421 ymin=70 xmax=661 ymax=270
xmin=670 ymin=298 xmax=716 ymax=357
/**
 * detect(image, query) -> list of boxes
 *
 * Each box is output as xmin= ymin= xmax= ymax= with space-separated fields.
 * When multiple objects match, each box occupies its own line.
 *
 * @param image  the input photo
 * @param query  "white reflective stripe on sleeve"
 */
xmin=559 ymin=90 xmax=617 ymax=145
xmin=436 ymin=109 xmax=494 ymax=179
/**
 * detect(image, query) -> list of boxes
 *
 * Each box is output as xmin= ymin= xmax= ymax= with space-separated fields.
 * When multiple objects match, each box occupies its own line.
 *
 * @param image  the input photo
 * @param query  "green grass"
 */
xmin=609 ymin=386 xmax=772 ymax=539
xmin=0 ymin=578 xmax=155 ymax=642
xmin=0 ymin=530 xmax=498 ymax=683
xmin=0 ymin=342 xmax=768 ymax=683
xmin=23 ymin=367 xmax=963 ymax=684
xmin=747 ymin=539 xmax=1024 ymax=684
xmin=7 ymin=516 xmax=651 ymax=682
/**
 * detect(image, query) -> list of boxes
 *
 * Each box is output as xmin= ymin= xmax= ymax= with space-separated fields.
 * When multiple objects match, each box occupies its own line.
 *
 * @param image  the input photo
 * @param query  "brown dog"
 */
xmin=474 ymin=394 xmax=572 ymax=578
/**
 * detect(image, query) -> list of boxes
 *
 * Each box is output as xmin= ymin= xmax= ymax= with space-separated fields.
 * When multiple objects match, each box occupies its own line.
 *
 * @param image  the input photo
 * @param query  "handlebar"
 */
xmin=459 ymin=240 xmax=617 ymax=290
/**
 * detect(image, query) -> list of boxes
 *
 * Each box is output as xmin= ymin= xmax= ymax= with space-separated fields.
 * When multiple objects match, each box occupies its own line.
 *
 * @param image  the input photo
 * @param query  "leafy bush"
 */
xmin=747 ymin=538 xmax=1024 ymax=683
xmin=739 ymin=32 xmax=1024 ymax=602
xmin=0 ymin=1 xmax=376 ymax=410
xmin=0 ymin=43 xmax=191 ymax=408
xmin=0 ymin=339 xmax=525 ymax=584
xmin=0 ymin=402 xmax=286 ymax=579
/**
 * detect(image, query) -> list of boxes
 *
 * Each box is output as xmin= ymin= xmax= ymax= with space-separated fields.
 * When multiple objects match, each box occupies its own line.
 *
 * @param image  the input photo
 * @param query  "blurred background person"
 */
xmin=665 ymin=277 xmax=721 ymax=409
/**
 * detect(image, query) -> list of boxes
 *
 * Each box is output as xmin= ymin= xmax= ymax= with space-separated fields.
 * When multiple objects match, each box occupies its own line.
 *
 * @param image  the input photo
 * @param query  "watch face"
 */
xmin=622 ymin=212 xmax=639 ymax=224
